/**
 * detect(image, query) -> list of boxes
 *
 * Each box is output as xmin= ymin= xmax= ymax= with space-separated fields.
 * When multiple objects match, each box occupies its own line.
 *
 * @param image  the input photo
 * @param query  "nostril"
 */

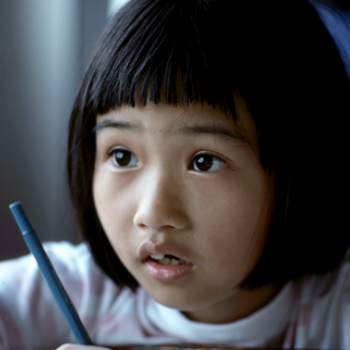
xmin=133 ymin=200 xmax=189 ymax=231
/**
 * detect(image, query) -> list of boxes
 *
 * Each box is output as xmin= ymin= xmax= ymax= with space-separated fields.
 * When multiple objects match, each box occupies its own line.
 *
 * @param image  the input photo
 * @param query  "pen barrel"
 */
xmin=9 ymin=201 xmax=92 ymax=345
xmin=22 ymin=230 xmax=93 ymax=345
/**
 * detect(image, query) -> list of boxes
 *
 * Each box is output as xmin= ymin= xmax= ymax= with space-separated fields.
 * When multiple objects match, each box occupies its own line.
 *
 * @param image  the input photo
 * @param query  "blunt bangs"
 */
xmin=68 ymin=0 xmax=350 ymax=291
xmin=84 ymin=0 xmax=237 ymax=115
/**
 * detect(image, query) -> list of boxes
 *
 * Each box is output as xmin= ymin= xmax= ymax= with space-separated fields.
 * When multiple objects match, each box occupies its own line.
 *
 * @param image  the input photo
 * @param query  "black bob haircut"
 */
xmin=68 ymin=0 xmax=350 ymax=290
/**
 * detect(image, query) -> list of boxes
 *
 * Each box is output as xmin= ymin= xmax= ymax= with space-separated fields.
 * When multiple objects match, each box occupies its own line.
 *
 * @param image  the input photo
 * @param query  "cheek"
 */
xmin=93 ymin=163 xmax=136 ymax=212
xmin=192 ymin=168 xmax=270 ymax=272
xmin=93 ymin=170 xmax=133 ymax=244
xmin=195 ymin=166 xmax=268 ymax=231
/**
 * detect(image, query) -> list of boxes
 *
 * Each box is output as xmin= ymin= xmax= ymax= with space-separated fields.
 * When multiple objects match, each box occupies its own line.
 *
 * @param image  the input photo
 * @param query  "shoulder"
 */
xmin=303 ymin=249 xmax=350 ymax=299
xmin=0 ymin=241 xmax=130 ymax=347
xmin=288 ymin=251 xmax=350 ymax=349
xmin=42 ymin=241 xmax=124 ymax=305
xmin=0 ymin=241 xmax=121 ymax=309
xmin=313 ymin=249 xmax=350 ymax=299
xmin=42 ymin=241 xmax=101 ymax=276
xmin=0 ymin=241 xmax=101 ymax=348
xmin=0 ymin=241 xmax=102 ymax=284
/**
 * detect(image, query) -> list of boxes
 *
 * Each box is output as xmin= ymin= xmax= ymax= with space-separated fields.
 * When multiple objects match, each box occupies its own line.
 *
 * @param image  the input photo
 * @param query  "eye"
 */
xmin=191 ymin=154 xmax=226 ymax=172
xmin=110 ymin=148 xmax=139 ymax=168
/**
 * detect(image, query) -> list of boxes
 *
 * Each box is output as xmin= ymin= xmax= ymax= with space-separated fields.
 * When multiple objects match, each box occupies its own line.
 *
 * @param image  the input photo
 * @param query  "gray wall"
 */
xmin=0 ymin=0 xmax=108 ymax=260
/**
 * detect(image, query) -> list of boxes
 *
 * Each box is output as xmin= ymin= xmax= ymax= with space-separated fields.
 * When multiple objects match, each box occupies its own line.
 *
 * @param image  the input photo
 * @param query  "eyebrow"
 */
xmin=174 ymin=125 xmax=250 ymax=146
xmin=93 ymin=120 xmax=139 ymax=133
xmin=93 ymin=120 xmax=251 ymax=147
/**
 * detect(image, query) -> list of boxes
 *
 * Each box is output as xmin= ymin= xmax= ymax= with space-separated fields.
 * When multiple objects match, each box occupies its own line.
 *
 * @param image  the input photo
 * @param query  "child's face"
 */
xmin=93 ymin=99 xmax=277 ymax=323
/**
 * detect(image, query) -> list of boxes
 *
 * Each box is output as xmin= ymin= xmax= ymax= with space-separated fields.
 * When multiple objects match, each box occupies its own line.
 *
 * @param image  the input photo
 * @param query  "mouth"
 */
xmin=139 ymin=241 xmax=191 ymax=263
xmin=139 ymin=241 xmax=194 ymax=281
xmin=148 ymin=253 xmax=191 ymax=266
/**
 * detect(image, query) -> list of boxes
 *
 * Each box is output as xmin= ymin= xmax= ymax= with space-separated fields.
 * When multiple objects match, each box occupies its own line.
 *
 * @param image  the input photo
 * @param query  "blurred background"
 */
xmin=0 ymin=0 xmax=348 ymax=261
xmin=0 ymin=0 xmax=128 ymax=261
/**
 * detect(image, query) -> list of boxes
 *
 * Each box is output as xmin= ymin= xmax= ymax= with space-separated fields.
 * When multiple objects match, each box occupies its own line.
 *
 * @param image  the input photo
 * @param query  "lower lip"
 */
xmin=144 ymin=260 xmax=193 ymax=281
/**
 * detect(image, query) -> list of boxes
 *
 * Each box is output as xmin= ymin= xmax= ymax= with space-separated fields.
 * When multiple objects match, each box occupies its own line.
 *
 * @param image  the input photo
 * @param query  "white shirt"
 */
xmin=0 ymin=242 xmax=349 ymax=349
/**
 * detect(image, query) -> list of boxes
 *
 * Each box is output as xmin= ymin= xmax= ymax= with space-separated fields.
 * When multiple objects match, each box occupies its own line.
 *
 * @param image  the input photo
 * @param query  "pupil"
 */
xmin=196 ymin=155 xmax=213 ymax=171
xmin=115 ymin=150 xmax=131 ymax=166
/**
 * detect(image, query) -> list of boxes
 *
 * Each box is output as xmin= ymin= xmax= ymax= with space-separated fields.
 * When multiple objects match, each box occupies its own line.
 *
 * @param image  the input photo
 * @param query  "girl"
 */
xmin=1 ymin=0 xmax=350 ymax=349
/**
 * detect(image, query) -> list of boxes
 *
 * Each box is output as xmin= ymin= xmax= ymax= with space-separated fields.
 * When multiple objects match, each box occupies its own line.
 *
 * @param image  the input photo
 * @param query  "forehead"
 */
xmin=95 ymin=100 xmax=259 ymax=154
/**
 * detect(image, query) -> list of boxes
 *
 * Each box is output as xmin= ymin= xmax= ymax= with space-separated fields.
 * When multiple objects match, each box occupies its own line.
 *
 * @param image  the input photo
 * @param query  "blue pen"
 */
xmin=9 ymin=201 xmax=93 ymax=345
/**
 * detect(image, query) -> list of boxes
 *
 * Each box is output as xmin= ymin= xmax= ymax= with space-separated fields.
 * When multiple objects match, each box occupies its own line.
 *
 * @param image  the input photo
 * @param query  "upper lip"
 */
xmin=139 ymin=241 xmax=191 ymax=263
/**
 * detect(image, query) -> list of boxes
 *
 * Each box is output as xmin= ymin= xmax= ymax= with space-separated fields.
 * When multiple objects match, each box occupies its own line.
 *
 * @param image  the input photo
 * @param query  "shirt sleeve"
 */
xmin=0 ymin=241 xmax=90 ymax=350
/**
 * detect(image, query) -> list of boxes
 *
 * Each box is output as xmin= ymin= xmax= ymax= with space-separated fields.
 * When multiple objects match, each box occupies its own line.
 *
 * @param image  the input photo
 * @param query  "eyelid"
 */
xmin=107 ymin=146 xmax=129 ymax=156
xmin=194 ymin=151 xmax=227 ymax=162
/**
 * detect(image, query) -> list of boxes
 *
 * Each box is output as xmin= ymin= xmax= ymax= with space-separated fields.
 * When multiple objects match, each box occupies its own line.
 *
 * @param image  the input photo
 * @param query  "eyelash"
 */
xmin=108 ymin=148 xmax=226 ymax=173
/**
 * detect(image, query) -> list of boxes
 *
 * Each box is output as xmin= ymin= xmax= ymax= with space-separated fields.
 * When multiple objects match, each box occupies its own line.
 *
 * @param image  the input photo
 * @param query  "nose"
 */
xmin=133 ymin=170 xmax=190 ymax=232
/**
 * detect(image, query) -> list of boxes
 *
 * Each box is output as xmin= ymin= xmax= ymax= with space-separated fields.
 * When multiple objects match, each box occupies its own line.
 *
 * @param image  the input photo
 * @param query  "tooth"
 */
xmin=179 ymin=258 xmax=188 ymax=264
xmin=150 ymin=254 xmax=189 ymax=265
xmin=150 ymin=254 xmax=164 ymax=260
xmin=160 ymin=257 xmax=171 ymax=265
